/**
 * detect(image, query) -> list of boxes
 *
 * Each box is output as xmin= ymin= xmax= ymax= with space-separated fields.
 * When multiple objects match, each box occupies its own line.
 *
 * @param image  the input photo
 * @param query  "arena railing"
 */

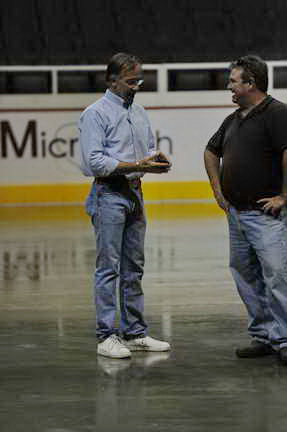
xmin=0 ymin=61 xmax=287 ymax=94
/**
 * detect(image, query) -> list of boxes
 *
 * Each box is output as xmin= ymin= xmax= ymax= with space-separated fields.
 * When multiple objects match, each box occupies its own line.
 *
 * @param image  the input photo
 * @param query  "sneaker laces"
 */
xmin=109 ymin=335 xmax=125 ymax=348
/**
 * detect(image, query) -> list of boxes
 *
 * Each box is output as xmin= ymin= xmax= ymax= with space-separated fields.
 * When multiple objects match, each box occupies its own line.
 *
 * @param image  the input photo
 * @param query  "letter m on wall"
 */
xmin=1 ymin=120 xmax=37 ymax=158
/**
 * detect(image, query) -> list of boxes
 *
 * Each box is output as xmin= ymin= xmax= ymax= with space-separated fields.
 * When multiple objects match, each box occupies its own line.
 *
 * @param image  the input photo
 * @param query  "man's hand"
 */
xmin=154 ymin=151 xmax=172 ymax=165
xmin=214 ymin=190 xmax=230 ymax=212
xmin=257 ymin=195 xmax=287 ymax=216
xmin=138 ymin=152 xmax=171 ymax=174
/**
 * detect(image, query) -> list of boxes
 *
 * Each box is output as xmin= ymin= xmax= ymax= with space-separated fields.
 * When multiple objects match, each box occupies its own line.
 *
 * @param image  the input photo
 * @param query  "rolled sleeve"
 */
xmin=79 ymin=109 xmax=119 ymax=177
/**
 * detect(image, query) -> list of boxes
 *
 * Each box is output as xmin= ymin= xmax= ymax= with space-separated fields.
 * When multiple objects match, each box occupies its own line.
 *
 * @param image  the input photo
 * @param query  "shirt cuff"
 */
xmin=104 ymin=158 xmax=120 ymax=176
xmin=148 ymin=150 xmax=157 ymax=157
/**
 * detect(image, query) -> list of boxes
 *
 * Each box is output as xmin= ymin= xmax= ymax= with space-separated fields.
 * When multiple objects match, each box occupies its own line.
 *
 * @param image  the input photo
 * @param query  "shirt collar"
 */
xmin=104 ymin=89 xmax=128 ymax=109
xmin=236 ymin=95 xmax=273 ymax=119
xmin=253 ymin=94 xmax=273 ymax=113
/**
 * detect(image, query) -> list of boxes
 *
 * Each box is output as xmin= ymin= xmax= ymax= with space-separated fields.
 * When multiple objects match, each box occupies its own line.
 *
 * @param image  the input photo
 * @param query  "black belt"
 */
xmin=95 ymin=176 xmax=141 ymax=188
xmin=232 ymin=204 xmax=263 ymax=211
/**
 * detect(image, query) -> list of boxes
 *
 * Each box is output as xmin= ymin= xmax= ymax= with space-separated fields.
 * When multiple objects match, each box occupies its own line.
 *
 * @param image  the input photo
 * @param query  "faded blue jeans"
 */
xmin=85 ymin=182 xmax=97 ymax=219
xmin=227 ymin=207 xmax=287 ymax=349
xmin=88 ymin=181 xmax=147 ymax=341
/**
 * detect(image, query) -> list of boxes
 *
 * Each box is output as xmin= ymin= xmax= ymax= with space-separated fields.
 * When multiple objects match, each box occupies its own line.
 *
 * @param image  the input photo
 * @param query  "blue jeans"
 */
xmin=227 ymin=207 xmax=287 ymax=349
xmin=90 ymin=182 xmax=147 ymax=341
xmin=85 ymin=182 xmax=97 ymax=218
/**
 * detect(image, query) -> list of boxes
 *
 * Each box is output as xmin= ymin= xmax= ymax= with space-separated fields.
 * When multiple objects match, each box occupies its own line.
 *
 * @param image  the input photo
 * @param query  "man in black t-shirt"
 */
xmin=204 ymin=55 xmax=287 ymax=365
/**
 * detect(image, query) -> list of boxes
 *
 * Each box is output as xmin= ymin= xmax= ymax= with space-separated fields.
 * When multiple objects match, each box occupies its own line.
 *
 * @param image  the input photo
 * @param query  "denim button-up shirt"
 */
xmin=79 ymin=89 xmax=156 ymax=179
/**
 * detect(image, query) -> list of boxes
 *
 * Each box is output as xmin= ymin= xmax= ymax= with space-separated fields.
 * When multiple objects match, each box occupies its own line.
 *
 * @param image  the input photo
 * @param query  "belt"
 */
xmin=232 ymin=204 xmax=263 ymax=211
xmin=95 ymin=175 xmax=141 ymax=188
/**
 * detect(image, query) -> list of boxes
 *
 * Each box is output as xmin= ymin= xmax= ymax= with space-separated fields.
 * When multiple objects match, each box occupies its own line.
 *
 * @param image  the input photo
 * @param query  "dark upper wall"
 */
xmin=0 ymin=0 xmax=286 ymax=65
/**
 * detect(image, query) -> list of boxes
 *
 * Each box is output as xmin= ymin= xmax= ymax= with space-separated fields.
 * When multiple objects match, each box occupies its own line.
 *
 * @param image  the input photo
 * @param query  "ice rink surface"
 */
xmin=0 ymin=204 xmax=287 ymax=432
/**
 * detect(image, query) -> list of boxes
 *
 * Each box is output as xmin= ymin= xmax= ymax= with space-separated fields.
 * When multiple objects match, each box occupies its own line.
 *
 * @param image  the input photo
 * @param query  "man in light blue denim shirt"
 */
xmin=79 ymin=53 xmax=171 ymax=359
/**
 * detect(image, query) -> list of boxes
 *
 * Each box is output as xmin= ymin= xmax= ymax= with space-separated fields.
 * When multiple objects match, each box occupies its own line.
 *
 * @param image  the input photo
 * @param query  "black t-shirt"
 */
xmin=206 ymin=96 xmax=287 ymax=210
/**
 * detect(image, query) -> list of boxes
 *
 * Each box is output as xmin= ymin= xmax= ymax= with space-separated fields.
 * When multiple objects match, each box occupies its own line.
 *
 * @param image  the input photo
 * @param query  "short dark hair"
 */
xmin=229 ymin=55 xmax=268 ymax=93
xmin=106 ymin=52 xmax=141 ymax=83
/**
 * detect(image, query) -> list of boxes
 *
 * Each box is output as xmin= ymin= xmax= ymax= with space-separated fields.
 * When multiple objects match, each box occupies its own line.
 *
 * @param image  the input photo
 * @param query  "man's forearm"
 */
xmin=111 ymin=161 xmax=141 ymax=175
xmin=204 ymin=149 xmax=222 ymax=193
xmin=108 ymin=158 xmax=170 ymax=176
xmin=204 ymin=149 xmax=229 ymax=211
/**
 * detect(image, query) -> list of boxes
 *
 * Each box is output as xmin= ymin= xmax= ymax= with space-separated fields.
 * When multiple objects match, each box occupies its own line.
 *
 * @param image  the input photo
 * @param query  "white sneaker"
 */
xmin=123 ymin=336 xmax=171 ymax=352
xmin=97 ymin=335 xmax=131 ymax=359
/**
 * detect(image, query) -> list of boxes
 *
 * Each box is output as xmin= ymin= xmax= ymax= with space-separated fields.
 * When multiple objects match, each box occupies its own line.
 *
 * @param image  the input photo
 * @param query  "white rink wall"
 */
xmin=1 ymin=61 xmax=287 ymax=204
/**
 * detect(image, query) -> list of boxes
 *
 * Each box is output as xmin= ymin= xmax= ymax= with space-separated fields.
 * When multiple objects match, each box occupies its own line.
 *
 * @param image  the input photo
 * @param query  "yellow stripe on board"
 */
xmin=142 ymin=181 xmax=214 ymax=200
xmin=0 ymin=202 xmax=224 ymax=223
xmin=0 ymin=183 xmax=90 ymax=205
xmin=0 ymin=181 xmax=215 ymax=205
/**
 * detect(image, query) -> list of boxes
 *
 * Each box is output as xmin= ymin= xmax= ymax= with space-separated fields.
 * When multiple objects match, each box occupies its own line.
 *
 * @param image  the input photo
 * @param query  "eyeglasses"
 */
xmin=124 ymin=78 xmax=144 ymax=87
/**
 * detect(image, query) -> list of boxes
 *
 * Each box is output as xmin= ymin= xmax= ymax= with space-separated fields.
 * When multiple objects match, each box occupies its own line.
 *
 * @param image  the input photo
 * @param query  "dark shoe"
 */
xmin=279 ymin=347 xmax=287 ymax=365
xmin=236 ymin=341 xmax=274 ymax=358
